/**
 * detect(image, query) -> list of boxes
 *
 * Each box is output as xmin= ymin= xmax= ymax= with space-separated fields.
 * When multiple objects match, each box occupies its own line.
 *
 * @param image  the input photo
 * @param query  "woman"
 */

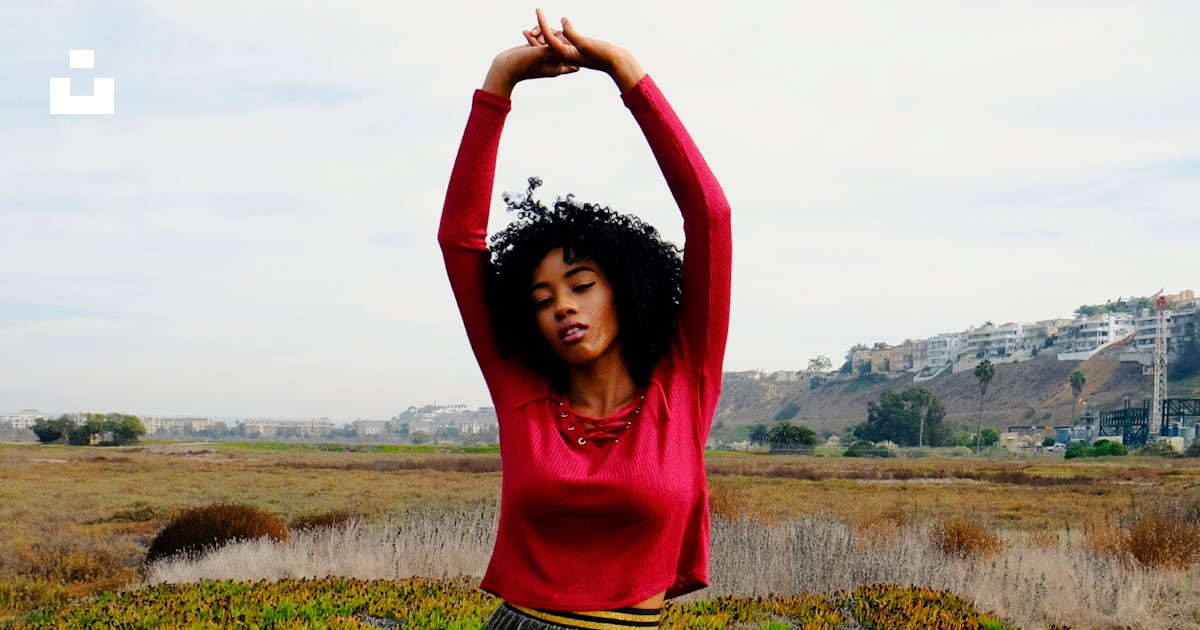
xmin=438 ymin=9 xmax=731 ymax=629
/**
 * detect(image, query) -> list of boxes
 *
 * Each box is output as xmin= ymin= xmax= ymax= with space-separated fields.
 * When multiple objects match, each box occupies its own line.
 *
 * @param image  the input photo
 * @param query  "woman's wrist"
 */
xmin=482 ymin=62 xmax=516 ymax=99
xmin=606 ymin=49 xmax=645 ymax=93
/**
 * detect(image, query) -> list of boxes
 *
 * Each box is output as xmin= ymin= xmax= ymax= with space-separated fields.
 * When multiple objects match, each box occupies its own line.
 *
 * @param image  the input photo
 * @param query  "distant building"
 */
xmin=142 ymin=417 xmax=213 ymax=435
xmin=723 ymin=370 xmax=763 ymax=382
xmin=243 ymin=418 xmax=334 ymax=439
xmin=925 ymin=332 xmax=962 ymax=370
xmin=1058 ymin=313 xmax=1135 ymax=360
xmin=353 ymin=419 xmax=389 ymax=436
xmin=767 ymin=370 xmax=800 ymax=382
xmin=987 ymin=322 xmax=1023 ymax=359
xmin=1121 ymin=306 xmax=1197 ymax=365
xmin=14 ymin=409 xmax=42 ymax=430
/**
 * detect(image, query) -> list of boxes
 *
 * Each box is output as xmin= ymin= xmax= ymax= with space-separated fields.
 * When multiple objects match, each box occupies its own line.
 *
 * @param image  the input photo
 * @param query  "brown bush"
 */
xmin=290 ymin=509 xmax=357 ymax=532
xmin=1127 ymin=512 xmax=1200 ymax=568
xmin=932 ymin=517 xmax=1000 ymax=558
xmin=146 ymin=504 xmax=288 ymax=564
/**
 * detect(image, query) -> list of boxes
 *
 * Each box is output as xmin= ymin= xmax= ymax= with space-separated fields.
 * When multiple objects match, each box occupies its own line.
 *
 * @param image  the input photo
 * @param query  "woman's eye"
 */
xmin=534 ymin=297 xmax=553 ymax=310
xmin=573 ymin=282 xmax=595 ymax=293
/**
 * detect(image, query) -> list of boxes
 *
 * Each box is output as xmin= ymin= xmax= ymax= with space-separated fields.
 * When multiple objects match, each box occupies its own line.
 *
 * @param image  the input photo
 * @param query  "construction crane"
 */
xmin=1148 ymin=289 xmax=1168 ymax=432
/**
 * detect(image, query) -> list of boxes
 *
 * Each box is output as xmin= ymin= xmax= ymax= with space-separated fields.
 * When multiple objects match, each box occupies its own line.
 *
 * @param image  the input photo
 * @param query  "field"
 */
xmin=2 ymin=441 xmax=1199 ymax=628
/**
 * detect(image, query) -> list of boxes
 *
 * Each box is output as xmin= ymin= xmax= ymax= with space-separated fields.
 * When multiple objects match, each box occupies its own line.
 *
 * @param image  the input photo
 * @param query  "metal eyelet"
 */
xmin=577 ymin=437 xmax=587 ymax=445
xmin=566 ymin=425 xmax=575 ymax=431
xmin=625 ymin=421 xmax=632 ymax=427
xmin=560 ymin=411 xmax=569 ymax=418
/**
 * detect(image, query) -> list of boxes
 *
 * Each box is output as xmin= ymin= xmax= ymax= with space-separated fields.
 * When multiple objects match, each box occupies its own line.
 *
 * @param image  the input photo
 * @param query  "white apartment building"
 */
xmin=243 ymin=418 xmax=334 ymax=438
xmin=1122 ymin=307 xmax=1198 ymax=365
xmin=14 ymin=409 xmax=42 ymax=430
xmin=963 ymin=326 xmax=993 ymax=360
xmin=1058 ymin=313 xmax=1135 ymax=360
xmin=353 ymin=419 xmax=389 ymax=436
xmin=987 ymin=322 xmax=1023 ymax=358
xmin=142 ymin=417 xmax=213 ymax=435
xmin=925 ymin=333 xmax=962 ymax=369
xmin=1021 ymin=318 xmax=1075 ymax=353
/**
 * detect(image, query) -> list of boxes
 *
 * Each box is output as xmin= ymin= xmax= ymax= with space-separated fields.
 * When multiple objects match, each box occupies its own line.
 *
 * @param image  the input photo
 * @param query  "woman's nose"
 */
xmin=554 ymin=297 xmax=577 ymax=319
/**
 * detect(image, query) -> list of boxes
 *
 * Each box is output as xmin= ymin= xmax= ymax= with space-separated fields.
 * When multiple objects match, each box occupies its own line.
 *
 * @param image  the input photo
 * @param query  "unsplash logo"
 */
xmin=50 ymin=49 xmax=115 ymax=115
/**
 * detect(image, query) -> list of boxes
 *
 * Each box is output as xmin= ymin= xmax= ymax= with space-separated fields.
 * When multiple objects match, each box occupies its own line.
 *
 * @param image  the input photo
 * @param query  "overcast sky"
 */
xmin=2 ymin=1 xmax=1197 ymax=420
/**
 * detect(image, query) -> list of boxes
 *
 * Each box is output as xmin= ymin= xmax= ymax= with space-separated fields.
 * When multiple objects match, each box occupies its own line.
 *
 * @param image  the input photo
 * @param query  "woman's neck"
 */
xmin=566 ymin=352 xmax=638 ymax=418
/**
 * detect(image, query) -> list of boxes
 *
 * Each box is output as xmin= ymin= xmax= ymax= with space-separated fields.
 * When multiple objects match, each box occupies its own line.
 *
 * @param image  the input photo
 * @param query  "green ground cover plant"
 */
xmin=3 ymin=576 xmax=1020 ymax=629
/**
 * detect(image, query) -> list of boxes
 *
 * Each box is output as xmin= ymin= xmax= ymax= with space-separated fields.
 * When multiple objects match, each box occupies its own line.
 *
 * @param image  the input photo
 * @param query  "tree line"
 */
xmin=32 ymin=413 xmax=146 ymax=446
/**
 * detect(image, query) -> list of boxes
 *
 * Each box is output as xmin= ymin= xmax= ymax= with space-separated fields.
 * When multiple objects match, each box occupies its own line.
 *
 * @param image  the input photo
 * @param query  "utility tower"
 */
xmin=1150 ymin=293 xmax=1168 ymax=432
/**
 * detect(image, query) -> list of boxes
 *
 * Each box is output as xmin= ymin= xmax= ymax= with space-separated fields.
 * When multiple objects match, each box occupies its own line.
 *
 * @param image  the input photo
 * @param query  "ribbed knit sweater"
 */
xmin=438 ymin=75 xmax=732 ymax=610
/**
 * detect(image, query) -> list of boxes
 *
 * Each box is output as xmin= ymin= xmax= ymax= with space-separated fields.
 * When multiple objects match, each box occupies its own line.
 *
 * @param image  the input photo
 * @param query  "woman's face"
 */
xmin=530 ymin=248 xmax=621 ymax=368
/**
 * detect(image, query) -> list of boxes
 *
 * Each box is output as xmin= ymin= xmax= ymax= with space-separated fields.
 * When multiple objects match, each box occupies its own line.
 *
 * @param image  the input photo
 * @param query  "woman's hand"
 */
xmin=481 ymin=42 xmax=579 ymax=99
xmin=529 ymin=9 xmax=645 ymax=92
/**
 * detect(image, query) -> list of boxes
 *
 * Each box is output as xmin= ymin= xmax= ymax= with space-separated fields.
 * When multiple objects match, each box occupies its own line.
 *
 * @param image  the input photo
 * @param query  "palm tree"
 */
xmin=974 ymin=359 xmax=995 ymax=451
xmin=768 ymin=421 xmax=818 ymax=452
xmin=748 ymin=423 xmax=769 ymax=447
xmin=1069 ymin=368 xmax=1086 ymax=423
xmin=913 ymin=386 xmax=935 ymax=447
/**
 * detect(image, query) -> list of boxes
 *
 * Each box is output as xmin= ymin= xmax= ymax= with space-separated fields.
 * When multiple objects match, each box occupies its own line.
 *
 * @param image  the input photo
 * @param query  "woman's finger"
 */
xmin=536 ymin=9 xmax=573 ymax=58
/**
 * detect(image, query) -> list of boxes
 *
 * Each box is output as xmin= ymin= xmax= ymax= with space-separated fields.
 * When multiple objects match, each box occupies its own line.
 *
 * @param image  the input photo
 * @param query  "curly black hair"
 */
xmin=484 ymin=177 xmax=683 ymax=391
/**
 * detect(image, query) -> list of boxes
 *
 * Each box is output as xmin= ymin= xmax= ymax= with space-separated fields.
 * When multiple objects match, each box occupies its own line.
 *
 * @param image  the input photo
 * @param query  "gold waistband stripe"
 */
xmin=508 ymin=604 xmax=662 ymax=629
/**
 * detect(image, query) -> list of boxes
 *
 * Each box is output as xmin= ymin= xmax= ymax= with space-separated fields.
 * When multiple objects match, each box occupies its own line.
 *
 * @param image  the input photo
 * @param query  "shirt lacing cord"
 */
xmin=560 ymin=395 xmax=645 ymax=447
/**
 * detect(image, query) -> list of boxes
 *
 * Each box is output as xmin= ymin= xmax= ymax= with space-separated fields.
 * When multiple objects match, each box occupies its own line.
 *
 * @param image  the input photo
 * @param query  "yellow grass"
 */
xmin=3 ymin=442 xmax=1200 ymax=627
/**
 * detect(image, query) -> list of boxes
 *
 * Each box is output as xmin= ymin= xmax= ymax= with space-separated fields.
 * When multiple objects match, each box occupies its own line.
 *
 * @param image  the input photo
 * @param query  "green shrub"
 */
xmin=1064 ymin=443 xmax=1088 ymax=460
xmin=146 ymin=503 xmax=288 ymax=564
xmin=1092 ymin=440 xmax=1128 ymax=457
xmin=1137 ymin=441 xmax=1178 ymax=458
xmin=1186 ymin=440 xmax=1200 ymax=458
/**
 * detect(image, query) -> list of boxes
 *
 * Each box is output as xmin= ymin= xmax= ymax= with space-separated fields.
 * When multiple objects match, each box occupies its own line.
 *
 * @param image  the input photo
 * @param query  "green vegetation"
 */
xmin=748 ymin=423 xmax=769 ymax=446
xmin=1064 ymin=439 xmax=1129 ymax=459
xmin=767 ymin=421 xmax=817 ymax=451
xmin=1 ymin=576 xmax=1024 ymax=629
xmin=854 ymin=387 xmax=947 ymax=447
xmin=1073 ymin=295 xmax=1157 ymax=317
xmin=32 ymin=413 xmax=144 ymax=446
xmin=773 ymin=401 xmax=801 ymax=421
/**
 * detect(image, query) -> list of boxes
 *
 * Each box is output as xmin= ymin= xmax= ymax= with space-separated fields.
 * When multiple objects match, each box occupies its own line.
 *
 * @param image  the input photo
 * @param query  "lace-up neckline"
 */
xmin=554 ymin=393 xmax=645 ymax=448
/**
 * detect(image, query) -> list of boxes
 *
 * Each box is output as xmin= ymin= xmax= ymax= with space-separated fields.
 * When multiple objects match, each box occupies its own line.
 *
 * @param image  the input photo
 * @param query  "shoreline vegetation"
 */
xmin=2 ymin=442 xmax=1198 ymax=628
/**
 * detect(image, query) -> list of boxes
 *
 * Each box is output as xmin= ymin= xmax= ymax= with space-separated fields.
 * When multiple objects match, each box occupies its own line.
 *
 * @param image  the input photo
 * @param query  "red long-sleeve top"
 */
xmin=438 ymin=75 xmax=731 ymax=610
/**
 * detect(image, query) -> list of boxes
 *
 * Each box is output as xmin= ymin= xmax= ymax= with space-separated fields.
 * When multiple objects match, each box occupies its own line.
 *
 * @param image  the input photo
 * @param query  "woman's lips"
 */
xmin=559 ymin=322 xmax=588 ymax=344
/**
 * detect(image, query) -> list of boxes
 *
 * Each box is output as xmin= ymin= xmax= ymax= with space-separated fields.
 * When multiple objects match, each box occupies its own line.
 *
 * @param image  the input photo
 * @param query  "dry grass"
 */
xmin=932 ymin=517 xmax=1002 ymax=559
xmin=4 ymin=443 xmax=1200 ymax=628
xmin=142 ymin=512 xmax=1200 ymax=630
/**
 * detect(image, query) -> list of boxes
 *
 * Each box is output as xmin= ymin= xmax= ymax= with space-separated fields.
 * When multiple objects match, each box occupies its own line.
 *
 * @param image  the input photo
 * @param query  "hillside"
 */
xmin=713 ymin=350 xmax=1200 ymax=442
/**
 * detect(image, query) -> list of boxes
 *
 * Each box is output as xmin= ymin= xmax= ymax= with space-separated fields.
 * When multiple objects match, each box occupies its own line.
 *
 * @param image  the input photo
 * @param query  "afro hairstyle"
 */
xmin=484 ymin=177 xmax=683 ymax=390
